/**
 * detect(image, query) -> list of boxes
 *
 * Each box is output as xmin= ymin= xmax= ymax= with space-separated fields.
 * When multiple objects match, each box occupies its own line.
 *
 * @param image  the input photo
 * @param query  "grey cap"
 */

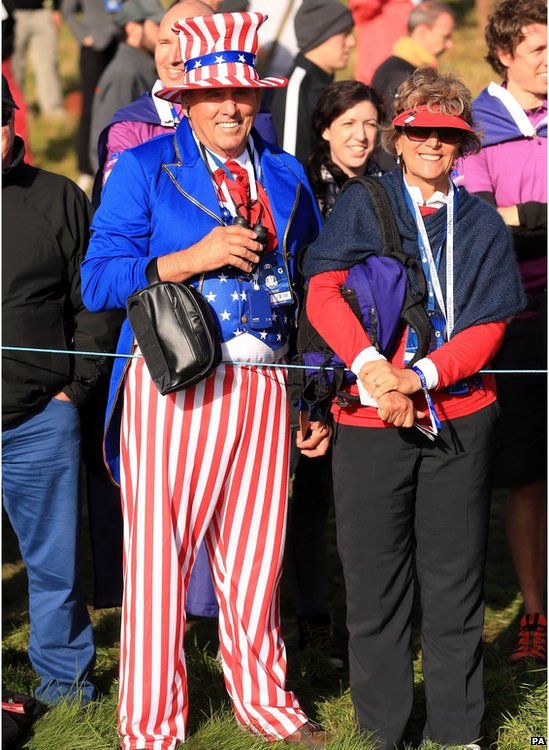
xmin=218 ymin=0 xmax=249 ymax=10
xmin=294 ymin=0 xmax=354 ymax=53
xmin=115 ymin=0 xmax=164 ymax=27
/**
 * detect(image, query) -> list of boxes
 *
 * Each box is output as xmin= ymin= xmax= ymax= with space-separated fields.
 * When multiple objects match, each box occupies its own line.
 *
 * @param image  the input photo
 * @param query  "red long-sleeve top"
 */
xmin=307 ymin=269 xmax=506 ymax=428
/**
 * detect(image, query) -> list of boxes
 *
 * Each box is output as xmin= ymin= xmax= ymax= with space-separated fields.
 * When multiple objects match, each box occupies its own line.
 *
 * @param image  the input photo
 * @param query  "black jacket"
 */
xmin=371 ymin=55 xmax=415 ymax=114
xmin=269 ymin=53 xmax=333 ymax=166
xmin=2 ymin=138 xmax=119 ymax=427
xmin=310 ymin=160 xmax=384 ymax=219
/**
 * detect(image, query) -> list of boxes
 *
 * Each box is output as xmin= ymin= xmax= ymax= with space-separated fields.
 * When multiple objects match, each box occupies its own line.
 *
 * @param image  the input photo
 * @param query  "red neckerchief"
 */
xmin=213 ymin=160 xmax=277 ymax=252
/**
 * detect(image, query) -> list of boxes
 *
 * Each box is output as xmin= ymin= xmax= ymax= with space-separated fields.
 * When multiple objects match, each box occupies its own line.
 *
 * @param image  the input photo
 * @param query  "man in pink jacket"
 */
xmin=95 ymin=0 xmax=213 ymax=189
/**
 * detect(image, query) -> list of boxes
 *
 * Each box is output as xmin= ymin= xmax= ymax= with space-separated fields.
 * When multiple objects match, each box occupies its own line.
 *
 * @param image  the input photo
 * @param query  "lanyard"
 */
xmin=411 ymin=366 xmax=443 ymax=436
xmin=170 ymin=105 xmax=180 ymax=126
xmin=422 ymin=242 xmax=443 ymax=314
xmin=404 ymin=181 xmax=457 ymax=338
xmin=200 ymin=143 xmax=258 ymax=220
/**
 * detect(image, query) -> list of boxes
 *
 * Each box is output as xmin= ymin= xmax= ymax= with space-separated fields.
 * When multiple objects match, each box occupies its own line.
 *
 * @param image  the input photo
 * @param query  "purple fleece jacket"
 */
xmin=461 ymin=94 xmax=547 ymax=305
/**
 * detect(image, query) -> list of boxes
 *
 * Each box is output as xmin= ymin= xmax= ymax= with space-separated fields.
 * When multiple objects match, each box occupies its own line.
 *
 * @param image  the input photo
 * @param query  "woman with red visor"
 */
xmin=302 ymin=67 xmax=525 ymax=749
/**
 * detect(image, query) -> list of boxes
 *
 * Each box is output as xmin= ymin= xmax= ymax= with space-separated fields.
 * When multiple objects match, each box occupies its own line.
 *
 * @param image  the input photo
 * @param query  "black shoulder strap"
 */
xmin=343 ymin=176 xmax=405 ymax=261
xmin=342 ymin=175 xmax=432 ymax=365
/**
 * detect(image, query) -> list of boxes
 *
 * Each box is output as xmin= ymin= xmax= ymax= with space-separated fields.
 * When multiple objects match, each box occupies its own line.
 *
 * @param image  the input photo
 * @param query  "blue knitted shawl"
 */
xmin=303 ymin=168 xmax=526 ymax=335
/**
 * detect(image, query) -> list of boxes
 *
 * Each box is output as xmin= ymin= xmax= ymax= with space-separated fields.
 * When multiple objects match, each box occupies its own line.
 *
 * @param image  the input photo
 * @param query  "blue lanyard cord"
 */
xmin=170 ymin=105 xmax=180 ymax=125
xmin=203 ymin=146 xmax=234 ymax=183
xmin=403 ymin=185 xmax=458 ymax=317
xmin=411 ymin=366 xmax=443 ymax=434
xmin=1 ymin=346 xmax=546 ymax=374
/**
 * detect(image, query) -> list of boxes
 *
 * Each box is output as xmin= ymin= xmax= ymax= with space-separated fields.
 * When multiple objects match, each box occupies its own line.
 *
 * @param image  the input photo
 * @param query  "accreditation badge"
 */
xmin=256 ymin=259 xmax=292 ymax=308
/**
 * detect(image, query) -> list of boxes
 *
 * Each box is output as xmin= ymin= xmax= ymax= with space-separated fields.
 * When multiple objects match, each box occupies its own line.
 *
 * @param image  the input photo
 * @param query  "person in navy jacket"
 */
xmin=81 ymin=11 xmax=329 ymax=750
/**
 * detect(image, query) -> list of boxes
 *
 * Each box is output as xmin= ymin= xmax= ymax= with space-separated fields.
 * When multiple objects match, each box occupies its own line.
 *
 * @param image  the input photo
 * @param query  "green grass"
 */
xmin=3 ymin=490 xmax=547 ymax=749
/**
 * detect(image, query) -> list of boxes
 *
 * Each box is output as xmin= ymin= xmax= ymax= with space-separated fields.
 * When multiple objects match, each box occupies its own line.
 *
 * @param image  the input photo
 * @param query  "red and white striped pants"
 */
xmin=118 ymin=358 xmax=308 ymax=750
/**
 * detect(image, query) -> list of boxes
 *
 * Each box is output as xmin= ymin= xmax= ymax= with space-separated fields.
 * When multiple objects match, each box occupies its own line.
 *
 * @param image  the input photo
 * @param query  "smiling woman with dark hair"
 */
xmin=286 ymin=79 xmax=385 ymax=665
xmin=307 ymin=80 xmax=384 ymax=217
xmin=302 ymin=67 xmax=525 ymax=750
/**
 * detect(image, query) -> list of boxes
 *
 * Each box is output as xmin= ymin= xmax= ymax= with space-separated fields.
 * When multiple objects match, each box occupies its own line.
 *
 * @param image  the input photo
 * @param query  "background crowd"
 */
xmin=2 ymin=0 xmax=546 ymax=748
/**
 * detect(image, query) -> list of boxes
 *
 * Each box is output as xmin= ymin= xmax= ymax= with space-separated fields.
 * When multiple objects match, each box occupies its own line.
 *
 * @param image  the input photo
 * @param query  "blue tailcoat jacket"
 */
xmin=81 ymin=118 xmax=321 ymax=483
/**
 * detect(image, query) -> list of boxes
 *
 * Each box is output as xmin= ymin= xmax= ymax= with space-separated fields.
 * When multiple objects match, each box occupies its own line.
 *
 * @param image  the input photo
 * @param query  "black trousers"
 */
xmin=287 ymin=447 xmax=333 ymax=617
xmin=81 ymin=368 xmax=124 ymax=609
xmin=331 ymin=403 xmax=498 ymax=749
xmin=77 ymin=41 xmax=117 ymax=175
xmin=491 ymin=315 xmax=547 ymax=489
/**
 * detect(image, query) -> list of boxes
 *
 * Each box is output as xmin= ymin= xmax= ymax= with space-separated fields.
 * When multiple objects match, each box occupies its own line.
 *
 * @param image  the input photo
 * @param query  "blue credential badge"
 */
xmin=256 ymin=259 xmax=292 ymax=308
xmin=404 ymin=311 xmax=446 ymax=364
xmin=248 ymin=289 xmax=272 ymax=330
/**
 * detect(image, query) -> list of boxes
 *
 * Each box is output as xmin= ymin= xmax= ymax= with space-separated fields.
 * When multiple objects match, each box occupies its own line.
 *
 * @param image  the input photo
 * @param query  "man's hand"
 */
xmin=157 ymin=224 xmax=264 ymax=282
xmin=51 ymin=10 xmax=63 ymax=30
xmin=359 ymin=360 xmax=421 ymax=400
xmin=82 ymin=35 xmax=95 ymax=47
xmin=376 ymin=391 xmax=424 ymax=427
xmin=296 ymin=414 xmax=332 ymax=458
xmin=497 ymin=205 xmax=520 ymax=227
xmin=53 ymin=391 xmax=72 ymax=402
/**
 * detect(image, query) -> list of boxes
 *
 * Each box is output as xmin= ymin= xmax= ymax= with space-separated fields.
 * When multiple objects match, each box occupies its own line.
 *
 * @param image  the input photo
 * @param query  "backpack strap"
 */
xmin=341 ymin=175 xmax=432 ymax=365
xmin=343 ymin=176 xmax=404 ymax=261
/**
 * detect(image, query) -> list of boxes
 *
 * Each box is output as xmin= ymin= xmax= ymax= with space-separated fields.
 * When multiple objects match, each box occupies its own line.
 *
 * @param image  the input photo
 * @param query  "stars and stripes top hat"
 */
xmin=155 ymin=12 xmax=287 ymax=102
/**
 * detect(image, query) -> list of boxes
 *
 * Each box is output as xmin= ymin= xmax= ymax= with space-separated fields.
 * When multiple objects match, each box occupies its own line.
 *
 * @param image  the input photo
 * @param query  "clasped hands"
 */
xmin=358 ymin=360 xmax=425 ymax=428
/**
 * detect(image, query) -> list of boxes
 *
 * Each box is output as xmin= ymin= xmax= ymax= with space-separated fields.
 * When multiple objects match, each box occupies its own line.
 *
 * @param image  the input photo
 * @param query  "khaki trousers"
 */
xmin=12 ymin=8 xmax=63 ymax=115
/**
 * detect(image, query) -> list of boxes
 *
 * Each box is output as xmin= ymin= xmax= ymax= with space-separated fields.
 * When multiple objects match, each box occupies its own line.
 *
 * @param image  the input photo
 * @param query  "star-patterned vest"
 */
xmin=199 ymin=269 xmax=292 ymax=350
xmin=195 ymin=143 xmax=294 ymax=351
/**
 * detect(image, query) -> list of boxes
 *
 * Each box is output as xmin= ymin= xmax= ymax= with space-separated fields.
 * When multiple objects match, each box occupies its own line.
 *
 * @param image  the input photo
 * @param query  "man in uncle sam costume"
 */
xmin=82 ymin=11 xmax=331 ymax=750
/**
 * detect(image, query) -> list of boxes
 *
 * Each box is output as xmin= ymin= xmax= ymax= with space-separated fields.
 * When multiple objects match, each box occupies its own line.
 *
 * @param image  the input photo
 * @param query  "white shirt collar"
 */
xmin=151 ymin=79 xmax=180 ymax=128
xmin=403 ymin=176 xmax=452 ymax=210
xmin=190 ymin=128 xmax=259 ymax=177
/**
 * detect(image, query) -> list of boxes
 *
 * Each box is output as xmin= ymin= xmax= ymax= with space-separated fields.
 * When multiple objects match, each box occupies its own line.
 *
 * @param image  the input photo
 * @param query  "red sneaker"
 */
xmin=509 ymin=613 xmax=547 ymax=664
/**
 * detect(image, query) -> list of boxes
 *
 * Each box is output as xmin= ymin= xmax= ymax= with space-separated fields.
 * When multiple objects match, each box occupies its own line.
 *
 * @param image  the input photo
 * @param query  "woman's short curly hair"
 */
xmin=381 ymin=67 xmax=482 ymax=159
xmin=485 ymin=0 xmax=546 ymax=77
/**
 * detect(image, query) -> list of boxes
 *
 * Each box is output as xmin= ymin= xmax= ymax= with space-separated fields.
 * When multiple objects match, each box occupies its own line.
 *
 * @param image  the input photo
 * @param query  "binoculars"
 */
xmin=233 ymin=213 xmax=268 ymax=276
xmin=233 ymin=213 xmax=268 ymax=249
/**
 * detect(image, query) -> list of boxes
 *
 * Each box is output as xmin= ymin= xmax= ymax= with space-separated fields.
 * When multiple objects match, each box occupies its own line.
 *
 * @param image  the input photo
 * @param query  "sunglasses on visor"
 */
xmin=401 ymin=125 xmax=464 ymax=144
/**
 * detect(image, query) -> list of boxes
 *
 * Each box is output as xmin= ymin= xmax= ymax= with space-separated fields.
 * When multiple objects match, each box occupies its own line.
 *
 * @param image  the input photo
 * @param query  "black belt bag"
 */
xmin=126 ymin=281 xmax=222 ymax=396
